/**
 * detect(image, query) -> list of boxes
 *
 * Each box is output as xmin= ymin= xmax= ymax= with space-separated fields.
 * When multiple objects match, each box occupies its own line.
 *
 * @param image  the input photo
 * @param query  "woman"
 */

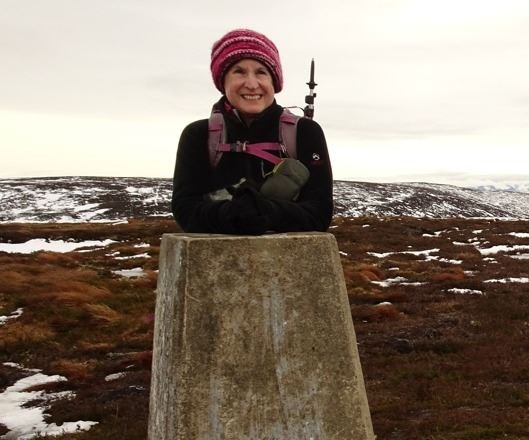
xmin=172 ymin=29 xmax=333 ymax=235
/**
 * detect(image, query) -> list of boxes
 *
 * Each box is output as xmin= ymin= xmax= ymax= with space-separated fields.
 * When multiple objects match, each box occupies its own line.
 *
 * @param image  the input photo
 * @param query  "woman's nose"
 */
xmin=244 ymin=74 xmax=259 ymax=89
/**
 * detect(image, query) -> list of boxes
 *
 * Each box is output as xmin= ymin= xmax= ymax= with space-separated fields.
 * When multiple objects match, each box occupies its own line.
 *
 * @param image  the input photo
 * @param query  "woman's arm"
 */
xmin=172 ymin=120 xmax=267 ymax=234
xmin=256 ymin=118 xmax=334 ymax=232
xmin=172 ymin=120 xmax=226 ymax=232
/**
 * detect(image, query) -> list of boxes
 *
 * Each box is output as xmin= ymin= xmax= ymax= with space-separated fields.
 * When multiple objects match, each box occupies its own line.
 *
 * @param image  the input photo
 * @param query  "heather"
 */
xmin=1 ymin=217 xmax=529 ymax=439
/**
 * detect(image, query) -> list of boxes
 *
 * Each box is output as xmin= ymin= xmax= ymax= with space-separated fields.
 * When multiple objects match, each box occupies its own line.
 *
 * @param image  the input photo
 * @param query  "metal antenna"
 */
xmin=303 ymin=58 xmax=317 ymax=119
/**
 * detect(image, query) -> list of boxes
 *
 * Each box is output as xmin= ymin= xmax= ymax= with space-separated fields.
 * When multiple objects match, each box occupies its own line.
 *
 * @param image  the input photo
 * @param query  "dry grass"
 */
xmin=50 ymin=359 xmax=97 ymax=382
xmin=83 ymin=303 xmax=122 ymax=324
xmin=2 ymin=217 xmax=529 ymax=439
xmin=431 ymin=266 xmax=467 ymax=282
xmin=0 ymin=321 xmax=56 ymax=351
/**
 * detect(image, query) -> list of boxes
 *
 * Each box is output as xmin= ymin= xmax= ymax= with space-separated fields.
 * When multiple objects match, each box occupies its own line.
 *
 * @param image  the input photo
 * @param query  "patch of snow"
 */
xmin=368 ymin=251 xmax=393 ymax=258
xmin=405 ymin=248 xmax=439 ymax=256
xmin=0 ymin=308 xmax=23 ymax=326
xmin=2 ymin=363 xmax=40 ymax=374
xmin=128 ymin=385 xmax=146 ymax=391
xmin=477 ymin=244 xmax=529 ymax=256
xmin=114 ymin=253 xmax=150 ymax=260
xmin=374 ymin=302 xmax=393 ymax=307
xmin=125 ymin=186 xmax=152 ymax=194
xmin=112 ymin=267 xmax=146 ymax=278
xmin=76 ymin=208 xmax=111 ymax=221
xmin=0 ymin=239 xmax=116 ymax=254
xmin=372 ymin=277 xmax=408 ymax=287
xmin=484 ymin=277 xmax=529 ymax=284
xmin=371 ymin=277 xmax=425 ymax=287
xmin=72 ymin=203 xmax=101 ymax=213
xmin=447 ymin=288 xmax=484 ymax=295
xmin=0 ymin=368 xmax=98 ymax=439
xmin=472 ymin=229 xmax=483 ymax=234
xmin=508 ymin=232 xmax=529 ymax=238
xmin=339 ymin=251 xmax=348 ymax=256
xmin=76 ymin=247 xmax=108 ymax=253
xmin=511 ymin=254 xmax=529 ymax=260
xmin=368 ymin=248 xmax=440 ymax=259
xmin=79 ymin=218 xmax=129 ymax=224
xmin=134 ymin=243 xmax=150 ymax=248
xmin=436 ymin=258 xmax=463 ymax=264
xmin=104 ymin=372 xmax=127 ymax=382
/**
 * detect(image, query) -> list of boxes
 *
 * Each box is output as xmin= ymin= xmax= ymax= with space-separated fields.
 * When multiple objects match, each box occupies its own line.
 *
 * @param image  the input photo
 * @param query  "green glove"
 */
xmin=260 ymin=158 xmax=310 ymax=201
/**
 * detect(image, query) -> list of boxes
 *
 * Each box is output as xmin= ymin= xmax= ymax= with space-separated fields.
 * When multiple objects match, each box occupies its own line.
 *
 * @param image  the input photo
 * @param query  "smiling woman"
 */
xmin=171 ymin=28 xmax=333 ymax=235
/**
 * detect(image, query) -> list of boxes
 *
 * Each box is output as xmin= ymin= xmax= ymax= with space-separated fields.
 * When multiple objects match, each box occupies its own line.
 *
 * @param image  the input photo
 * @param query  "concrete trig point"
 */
xmin=149 ymin=232 xmax=375 ymax=439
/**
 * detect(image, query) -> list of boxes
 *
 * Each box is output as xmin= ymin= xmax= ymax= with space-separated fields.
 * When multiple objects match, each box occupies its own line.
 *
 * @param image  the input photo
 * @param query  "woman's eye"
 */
xmin=230 ymin=65 xmax=245 ymax=74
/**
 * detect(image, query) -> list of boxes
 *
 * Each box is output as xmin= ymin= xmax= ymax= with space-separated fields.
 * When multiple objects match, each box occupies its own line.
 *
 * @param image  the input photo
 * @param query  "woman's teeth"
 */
xmin=242 ymin=95 xmax=261 ymax=100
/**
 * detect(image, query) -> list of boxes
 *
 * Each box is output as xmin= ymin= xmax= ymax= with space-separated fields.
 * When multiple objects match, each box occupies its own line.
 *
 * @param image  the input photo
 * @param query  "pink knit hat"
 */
xmin=210 ymin=29 xmax=283 ymax=93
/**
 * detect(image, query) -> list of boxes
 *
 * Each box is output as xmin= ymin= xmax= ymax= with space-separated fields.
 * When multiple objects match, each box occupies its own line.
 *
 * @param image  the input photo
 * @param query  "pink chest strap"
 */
xmin=216 ymin=141 xmax=284 ymax=165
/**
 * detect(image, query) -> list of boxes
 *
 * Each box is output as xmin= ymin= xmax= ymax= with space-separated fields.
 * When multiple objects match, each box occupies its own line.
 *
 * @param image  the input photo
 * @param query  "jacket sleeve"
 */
xmin=266 ymin=118 xmax=334 ymax=232
xmin=171 ymin=120 xmax=229 ymax=233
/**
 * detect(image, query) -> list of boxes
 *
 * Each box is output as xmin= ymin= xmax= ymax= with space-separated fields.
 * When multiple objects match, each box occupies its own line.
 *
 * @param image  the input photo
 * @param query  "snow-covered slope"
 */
xmin=0 ymin=177 xmax=172 ymax=223
xmin=1 ymin=177 xmax=529 ymax=223
xmin=334 ymin=181 xmax=529 ymax=218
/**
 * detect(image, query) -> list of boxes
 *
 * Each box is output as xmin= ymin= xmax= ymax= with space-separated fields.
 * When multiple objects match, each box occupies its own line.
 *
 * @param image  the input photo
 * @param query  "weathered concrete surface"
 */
xmin=148 ymin=233 xmax=374 ymax=440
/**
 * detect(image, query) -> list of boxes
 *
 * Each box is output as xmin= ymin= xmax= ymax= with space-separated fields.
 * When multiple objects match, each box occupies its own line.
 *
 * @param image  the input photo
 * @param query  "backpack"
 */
xmin=207 ymin=107 xmax=301 ymax=168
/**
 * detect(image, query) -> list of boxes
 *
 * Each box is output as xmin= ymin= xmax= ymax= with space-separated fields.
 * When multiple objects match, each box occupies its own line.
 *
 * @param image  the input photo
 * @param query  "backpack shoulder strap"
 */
xmin=279 ymin=108 xmax=302 ymax=159
xmin=208 ymin=107 xmax=302 ymax=168
xmin=208 ymin=108 xmax=225 ymax=168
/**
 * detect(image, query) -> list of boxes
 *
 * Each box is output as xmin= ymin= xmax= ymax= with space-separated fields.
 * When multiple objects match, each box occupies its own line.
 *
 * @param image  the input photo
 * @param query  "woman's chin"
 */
xmin=238 ymin=100 xmax=273 ymax=115
xmin=239 ymin=104 xmax=262 ymax=114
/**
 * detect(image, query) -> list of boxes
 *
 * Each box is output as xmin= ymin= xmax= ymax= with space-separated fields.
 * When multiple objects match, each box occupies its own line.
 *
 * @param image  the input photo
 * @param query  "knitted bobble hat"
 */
xmin=210 ymin=28 xmax=283 ymax=93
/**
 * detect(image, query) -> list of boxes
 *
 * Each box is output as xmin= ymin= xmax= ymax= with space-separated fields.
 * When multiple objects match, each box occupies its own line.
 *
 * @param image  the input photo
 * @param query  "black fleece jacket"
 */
xmin=171 ymin=98 xmax=333 ymax=234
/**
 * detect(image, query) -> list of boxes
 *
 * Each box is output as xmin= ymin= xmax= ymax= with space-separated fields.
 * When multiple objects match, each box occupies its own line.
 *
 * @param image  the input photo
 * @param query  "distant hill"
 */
xmin=1 ymin=176 xmax=529 ymax=223
xmin=333 ymin=181 xmax=529 ymax=218
xmin=474 ymin=182 xmax=529 ymax=193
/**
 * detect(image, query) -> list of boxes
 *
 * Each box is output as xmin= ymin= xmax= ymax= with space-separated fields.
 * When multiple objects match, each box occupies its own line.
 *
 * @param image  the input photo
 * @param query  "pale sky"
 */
xmin=1 ymin=0 xmax=529 ymax=185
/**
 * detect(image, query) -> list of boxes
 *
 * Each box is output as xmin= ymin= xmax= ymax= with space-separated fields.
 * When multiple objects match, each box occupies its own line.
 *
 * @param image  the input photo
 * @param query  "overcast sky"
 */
xmin=2 ymin=0 xmax=529 ymax=185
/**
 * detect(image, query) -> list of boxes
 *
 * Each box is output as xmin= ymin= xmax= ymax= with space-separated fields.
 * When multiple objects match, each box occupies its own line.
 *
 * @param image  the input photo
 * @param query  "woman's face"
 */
xmin=223 ymin=58 xmax=275 ymax=116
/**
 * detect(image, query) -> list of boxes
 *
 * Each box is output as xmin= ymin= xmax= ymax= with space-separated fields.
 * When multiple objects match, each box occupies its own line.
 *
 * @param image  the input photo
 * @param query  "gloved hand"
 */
xmin=260 ymin=158 xmax=310 ymax=201
xmin=234 ymin=186 xmax=282 ymax=231
xmin=217 ymin=189 xmax=270 ymax=235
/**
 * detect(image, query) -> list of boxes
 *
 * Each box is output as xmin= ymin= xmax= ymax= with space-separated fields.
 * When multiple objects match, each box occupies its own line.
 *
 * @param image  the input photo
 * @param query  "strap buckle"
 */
xmin=230 ymin=141 xmax=247 ymax=152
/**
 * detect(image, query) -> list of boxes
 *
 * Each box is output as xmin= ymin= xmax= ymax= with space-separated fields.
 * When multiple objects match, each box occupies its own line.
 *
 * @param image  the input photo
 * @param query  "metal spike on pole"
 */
xmin=304 ymin=58 xmax=318 ymax=119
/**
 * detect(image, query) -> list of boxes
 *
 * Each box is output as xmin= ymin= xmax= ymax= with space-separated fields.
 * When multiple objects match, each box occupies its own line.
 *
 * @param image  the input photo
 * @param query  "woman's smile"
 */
xmin=242 ymin=94 xmax=262 ymax=100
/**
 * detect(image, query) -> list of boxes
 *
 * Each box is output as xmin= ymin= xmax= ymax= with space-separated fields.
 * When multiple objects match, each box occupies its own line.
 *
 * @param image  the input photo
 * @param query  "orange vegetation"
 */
xmin=2 ymin=217 xmax=529 ymax=439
